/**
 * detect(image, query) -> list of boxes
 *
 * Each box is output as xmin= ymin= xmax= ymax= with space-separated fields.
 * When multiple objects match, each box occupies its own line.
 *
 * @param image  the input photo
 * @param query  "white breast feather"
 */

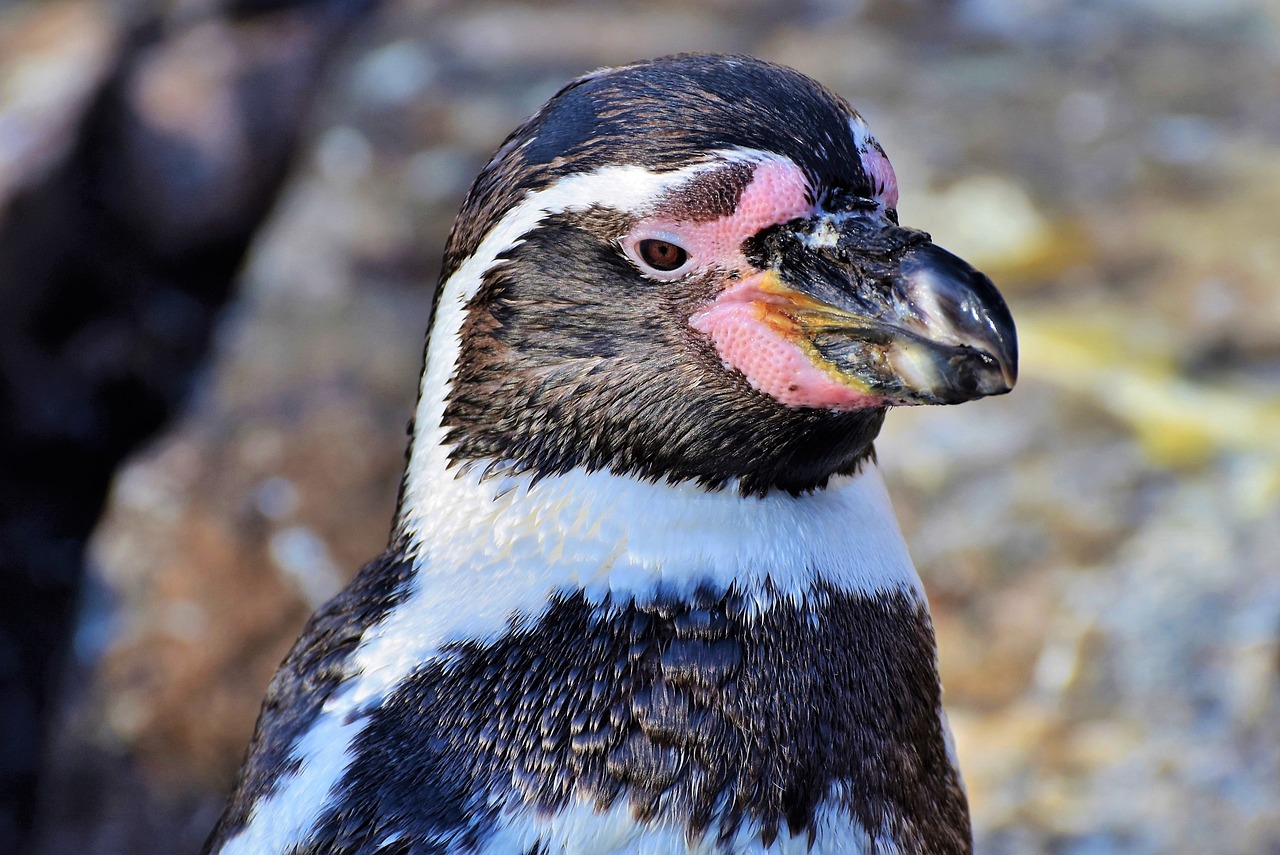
xmin=484 ymin=789 xmax=902 ymax=855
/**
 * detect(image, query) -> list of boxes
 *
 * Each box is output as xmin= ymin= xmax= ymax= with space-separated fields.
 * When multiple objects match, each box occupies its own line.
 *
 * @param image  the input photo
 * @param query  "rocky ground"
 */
xmin=5 ymin=0 xmax=1279 ymax=852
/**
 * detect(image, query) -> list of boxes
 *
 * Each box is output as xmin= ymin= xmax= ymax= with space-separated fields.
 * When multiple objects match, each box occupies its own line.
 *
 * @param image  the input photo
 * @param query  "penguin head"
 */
xmin=435 ymin=55 xmax=1017 ymax=496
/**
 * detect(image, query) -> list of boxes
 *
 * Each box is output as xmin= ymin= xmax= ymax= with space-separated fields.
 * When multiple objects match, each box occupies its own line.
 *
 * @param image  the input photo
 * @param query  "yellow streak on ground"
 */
xmin=1017 ymin=312 xmax=1280 ymax=492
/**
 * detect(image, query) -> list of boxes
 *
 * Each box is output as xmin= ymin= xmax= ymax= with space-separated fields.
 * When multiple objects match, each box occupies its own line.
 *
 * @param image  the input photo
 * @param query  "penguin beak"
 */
xmin=746 ymin=213 xmax=1018 ymax=406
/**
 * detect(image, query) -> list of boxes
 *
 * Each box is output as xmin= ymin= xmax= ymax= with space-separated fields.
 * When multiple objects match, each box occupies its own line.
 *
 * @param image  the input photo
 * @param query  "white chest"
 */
xmin=370 ymin=462 xmax=923 ymax=690
xmin=481 ymin=795 xmax=901 ymax=855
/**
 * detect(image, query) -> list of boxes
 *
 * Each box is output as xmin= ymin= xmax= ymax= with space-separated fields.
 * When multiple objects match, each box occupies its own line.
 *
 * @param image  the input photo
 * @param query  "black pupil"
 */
xmin=639 ymin=239 xmax=687 ymax=271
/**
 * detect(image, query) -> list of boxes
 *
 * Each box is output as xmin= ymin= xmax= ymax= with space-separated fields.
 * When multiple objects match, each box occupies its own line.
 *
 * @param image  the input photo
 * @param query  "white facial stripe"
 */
xmin=446 ymin=148 xmax=788 ymax=305
xmin=400 ymin=149 xmax=794 ymax=540
xmin=450 ymin=162 xmax=714 ymax=306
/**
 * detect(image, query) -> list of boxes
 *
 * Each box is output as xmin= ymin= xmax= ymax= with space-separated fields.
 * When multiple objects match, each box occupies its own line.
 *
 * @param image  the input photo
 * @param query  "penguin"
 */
xmin=203 ymin=54 xmax=1017 ymax=855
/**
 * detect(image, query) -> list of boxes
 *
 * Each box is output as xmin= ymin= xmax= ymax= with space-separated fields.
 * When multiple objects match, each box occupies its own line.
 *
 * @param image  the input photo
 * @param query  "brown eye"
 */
xmin=637 ymin=238 xmax=688 ymax=272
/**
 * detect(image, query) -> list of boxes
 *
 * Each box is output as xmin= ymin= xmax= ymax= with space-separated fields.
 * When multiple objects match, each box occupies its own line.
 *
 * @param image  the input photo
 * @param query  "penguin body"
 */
xmin=205 ymin=54 xmax=1016 ymax=855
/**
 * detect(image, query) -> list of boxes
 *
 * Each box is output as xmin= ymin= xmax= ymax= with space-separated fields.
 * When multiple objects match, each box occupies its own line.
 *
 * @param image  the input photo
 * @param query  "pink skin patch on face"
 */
xmin=628 ymin=159 xmax=813 ymax=274
xmin=689 ymin=274 xmax=887 ymax=410
xmin=849 ymin=116 xmax=899 ymax=211
xmin=860 ymin=142 xmax=898 ymax=210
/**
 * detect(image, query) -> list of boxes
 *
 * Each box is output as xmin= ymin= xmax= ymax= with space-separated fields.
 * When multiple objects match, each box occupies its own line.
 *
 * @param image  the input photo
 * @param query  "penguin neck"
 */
xmin=400 ymin=445 xmax=923 ymax=596
xmin=394 ymin=377 xmax=926 ymax=658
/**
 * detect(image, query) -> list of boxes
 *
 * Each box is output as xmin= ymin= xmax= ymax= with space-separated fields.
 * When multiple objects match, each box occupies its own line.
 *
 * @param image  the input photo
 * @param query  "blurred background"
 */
xmin=2 ymin=0 xmax=1278 ymax=852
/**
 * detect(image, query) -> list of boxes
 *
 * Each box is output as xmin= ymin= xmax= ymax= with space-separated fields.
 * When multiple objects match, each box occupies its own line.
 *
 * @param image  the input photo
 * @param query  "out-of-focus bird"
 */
xmin=204 ymin=54 xmax=1016 ymax=855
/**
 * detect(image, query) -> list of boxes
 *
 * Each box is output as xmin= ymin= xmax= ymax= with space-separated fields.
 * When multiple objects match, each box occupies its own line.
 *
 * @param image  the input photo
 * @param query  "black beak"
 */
xmin=745 ymin=213 xmax=1018 ymax=406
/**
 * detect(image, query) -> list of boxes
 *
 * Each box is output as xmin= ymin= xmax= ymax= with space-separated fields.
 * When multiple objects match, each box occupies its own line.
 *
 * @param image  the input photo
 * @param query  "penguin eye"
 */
xmin=637 ymin=239 xmax=689 ymax=272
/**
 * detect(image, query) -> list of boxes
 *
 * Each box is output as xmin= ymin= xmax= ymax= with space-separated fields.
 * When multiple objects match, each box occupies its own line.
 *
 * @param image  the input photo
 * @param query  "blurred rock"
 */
xmin=0 ymin=0 xmax=378 ymax=850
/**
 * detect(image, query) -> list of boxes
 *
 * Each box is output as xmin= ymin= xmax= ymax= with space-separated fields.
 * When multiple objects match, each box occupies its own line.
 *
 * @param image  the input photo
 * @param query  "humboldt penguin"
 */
xmin=205 ymin=53 xmax=1017 ymax=855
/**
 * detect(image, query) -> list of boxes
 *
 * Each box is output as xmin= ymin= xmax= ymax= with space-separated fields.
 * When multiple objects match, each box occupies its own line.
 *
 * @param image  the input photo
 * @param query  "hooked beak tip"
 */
xmin=890 ymin=244 xmax=1018 ymax=404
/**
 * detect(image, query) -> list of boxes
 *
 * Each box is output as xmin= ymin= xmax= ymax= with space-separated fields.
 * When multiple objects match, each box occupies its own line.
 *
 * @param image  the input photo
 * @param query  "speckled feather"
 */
xmin=290 ymin=587 xmax=967 ymax=855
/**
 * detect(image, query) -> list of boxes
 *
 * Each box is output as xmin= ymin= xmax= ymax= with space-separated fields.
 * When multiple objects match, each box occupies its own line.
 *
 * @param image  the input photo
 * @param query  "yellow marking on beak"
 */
xmin=746 ymin=271 xmax=883 ymax=396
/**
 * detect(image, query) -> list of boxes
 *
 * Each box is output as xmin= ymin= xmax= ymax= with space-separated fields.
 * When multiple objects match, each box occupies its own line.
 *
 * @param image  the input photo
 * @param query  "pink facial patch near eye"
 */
xmin=728 ymin=159 xmax=814 ymax=237
xmin=631 ymin=159 xmax=813 ymax=271
xmin=861 ymin=142 xmax=898 ymax=210
xmin=849 ymin=115 xmax=899 ymax=210
xmin=690 ymin=276 xmax=887 ymax=411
